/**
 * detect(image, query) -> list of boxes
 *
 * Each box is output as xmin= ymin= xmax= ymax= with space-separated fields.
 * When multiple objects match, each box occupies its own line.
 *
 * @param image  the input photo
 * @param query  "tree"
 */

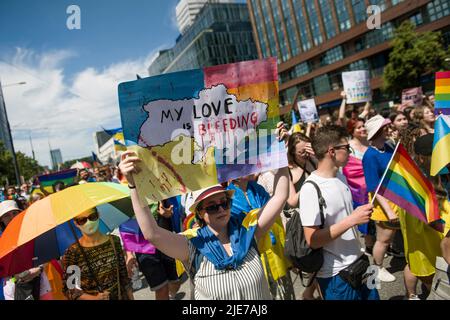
xmin=0 ymin=141 xmax=14 ymax=186
xmin=383 ymin=20 xmax=449 ymax=96
xmin=16 ymin=152 xmax=45 ymax=182
xmin=0 ymin=141 xmax=45 ymax=185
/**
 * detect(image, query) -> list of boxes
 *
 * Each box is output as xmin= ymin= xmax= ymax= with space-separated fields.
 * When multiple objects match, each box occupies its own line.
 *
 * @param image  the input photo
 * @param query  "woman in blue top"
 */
xmin=119 ymin=151 xmax=289 ymax=300
xmin=362 ymin=115 xmax=401 ymax=283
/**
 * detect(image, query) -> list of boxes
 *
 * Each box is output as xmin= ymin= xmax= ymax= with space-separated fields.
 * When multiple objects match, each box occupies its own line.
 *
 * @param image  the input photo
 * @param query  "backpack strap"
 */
xmin=299 ymin=180 xmax=327 ymax=288
xmin=302 ymin=180 xmax=326 ymax=229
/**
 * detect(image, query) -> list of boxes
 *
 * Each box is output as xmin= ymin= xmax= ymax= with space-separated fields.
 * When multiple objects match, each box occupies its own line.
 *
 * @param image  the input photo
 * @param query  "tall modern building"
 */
xmin=50 ymin=149 xmax=63 ymax=170
xmin=176 ymin=0 xmax=235 ymax=34
xmin=149 ymin=2 xmax=258 ymax=75
xmin=247 ymin=0 xmax=450 ymax=111
xmin=0 ymin=81 xmax=14 ymax=155
xmin=148 ymin=50 xmax=175 ymax=76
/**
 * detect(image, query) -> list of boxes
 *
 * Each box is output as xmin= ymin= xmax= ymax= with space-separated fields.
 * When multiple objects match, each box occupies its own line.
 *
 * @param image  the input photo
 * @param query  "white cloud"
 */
xmin=0 ymin=47 xmax=157 ymax=167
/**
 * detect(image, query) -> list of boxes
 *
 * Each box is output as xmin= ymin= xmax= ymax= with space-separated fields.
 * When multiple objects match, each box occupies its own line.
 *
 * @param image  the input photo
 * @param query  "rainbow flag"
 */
xmin=291 ymin=110 xmax=302 ymax=133
xmin=431 ymin=115 xmax=450 ymax=176
xmin=38 ymin=169 xmax=78 ymax=194
xmin=182 ymin=212 xmax=197 ymax=231
xmin=119 ymin=218 xmax=156 ymax=254
xmin=435 ymin=71 xmax=450 ymax=115
xmin=375 ymin=142 xmax=443 ymax=232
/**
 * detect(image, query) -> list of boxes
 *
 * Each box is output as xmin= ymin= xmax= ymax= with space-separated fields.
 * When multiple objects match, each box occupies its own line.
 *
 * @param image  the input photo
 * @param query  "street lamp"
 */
xmin=0 ymin=80 xmax=26 ymax=185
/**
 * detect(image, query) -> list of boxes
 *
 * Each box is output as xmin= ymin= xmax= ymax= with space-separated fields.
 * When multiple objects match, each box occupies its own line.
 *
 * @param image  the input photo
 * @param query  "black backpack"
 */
xmin=284 ymin=180 xmax=326 ymax=287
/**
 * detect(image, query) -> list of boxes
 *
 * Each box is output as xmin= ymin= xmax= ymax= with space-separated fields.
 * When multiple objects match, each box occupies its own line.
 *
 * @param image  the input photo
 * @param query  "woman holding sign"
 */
xmin=119 ymin=152 xmax=289 ymax=300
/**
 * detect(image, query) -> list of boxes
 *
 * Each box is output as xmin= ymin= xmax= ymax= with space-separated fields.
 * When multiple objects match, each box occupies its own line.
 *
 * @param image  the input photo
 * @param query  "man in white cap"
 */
xmin=362 ymin=115 xmax=400 ymax=283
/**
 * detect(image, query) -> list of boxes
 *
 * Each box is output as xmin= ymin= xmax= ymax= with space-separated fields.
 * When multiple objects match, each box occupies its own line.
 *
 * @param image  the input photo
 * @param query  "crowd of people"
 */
xmin=0 ymin=90 xmax=449 ymax=301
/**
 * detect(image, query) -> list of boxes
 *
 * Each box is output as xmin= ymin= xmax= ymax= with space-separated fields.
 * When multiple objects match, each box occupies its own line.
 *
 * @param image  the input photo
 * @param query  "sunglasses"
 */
xmin=201 ymin=198 xmax=232 ymax=215
xmin=332 ymin=144 xmax=352 ymax=152
xmin=74 ymin=211 xmax=99 ymax=226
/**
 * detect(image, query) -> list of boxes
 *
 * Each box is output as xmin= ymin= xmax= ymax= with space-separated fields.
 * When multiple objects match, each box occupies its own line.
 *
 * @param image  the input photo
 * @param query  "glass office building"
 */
xmin=148 ymin=2 xmax=258 ymax=75
xmin=248 ymin=0 xmax=450 ymax=109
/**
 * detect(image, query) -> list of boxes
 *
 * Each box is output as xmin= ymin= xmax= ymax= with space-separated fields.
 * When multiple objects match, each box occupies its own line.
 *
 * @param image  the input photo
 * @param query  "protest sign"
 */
xmin=118 ymin=58 xmax=288 ymax=204
xmin=342 ymin=70 xmax=372 ymax=104
xmin=401 ymin=87 xmax=423 ymax=109
xmin=297 ymin=98 xmax=319 ymax=123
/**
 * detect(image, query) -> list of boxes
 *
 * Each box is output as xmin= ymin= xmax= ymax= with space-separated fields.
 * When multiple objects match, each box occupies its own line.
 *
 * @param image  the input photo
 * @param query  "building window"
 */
xmin=334 ymin=0 xmax=352 ymax=31
xmin=252 ymin=0 xmax=270 ymax=58
xmin=427 ymin=0 xmax=450 ymax=22
xmin=313 ymin=74 xmax=331 ymax=95
xmin=299 ymin=80 xmax=315 ymax=98
xmin=270 ymin=0 xmax=290 ymax=62
xmin=348 ymin=59 xmax=370 ymax=71
xmin=281 ymin=0 xmax=300 ymax=56
xmin=292 ymin=0 xmax=312 ymax=51
xmin=260 ymin=0 xmax=278 ymax=57
xmin=321 ymin=46 xmax=344 ymax=66
xmin=318 ymin=0 xmax=337 ymax=39
xmin=351 ymin=0 xmax=367 ymax=25
xmin=409 ymin=12 xmax=424 ymax=26
xmin=305 ymin=1 xmax=323 ymax=46
xmin=369 ymin=0 xmax=387 ymax=12
xmin=294 ymin=62 xmax=310 ymax=77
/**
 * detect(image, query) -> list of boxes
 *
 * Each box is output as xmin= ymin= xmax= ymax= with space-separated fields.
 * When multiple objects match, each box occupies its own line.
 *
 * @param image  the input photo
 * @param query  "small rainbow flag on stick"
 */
xmin=372 ymin=142 xmax=443 ymax=232
xmin=435 ymin=71 xmax=450 ymax=115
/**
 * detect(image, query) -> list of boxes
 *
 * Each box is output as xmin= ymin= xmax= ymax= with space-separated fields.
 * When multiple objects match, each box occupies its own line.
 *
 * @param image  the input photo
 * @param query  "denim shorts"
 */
xmin=317 ymin=274 xmax=380 ymax=300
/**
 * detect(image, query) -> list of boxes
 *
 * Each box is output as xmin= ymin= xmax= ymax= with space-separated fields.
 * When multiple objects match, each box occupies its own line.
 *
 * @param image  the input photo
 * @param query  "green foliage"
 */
xmin=16 ymin=152 xmax=45 ymax=182
xmin=0 ymin=141 xmax=44 ymax=185
xmin=0 ymin=141 xmax=14 ymax=185
xmin=383 ymin=20 xmax=449 ymax=96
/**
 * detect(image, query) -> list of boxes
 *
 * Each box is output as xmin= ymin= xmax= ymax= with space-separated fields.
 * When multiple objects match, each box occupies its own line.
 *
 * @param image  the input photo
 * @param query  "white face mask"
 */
xmin=77 ymin=219 xmax=100 ymax=236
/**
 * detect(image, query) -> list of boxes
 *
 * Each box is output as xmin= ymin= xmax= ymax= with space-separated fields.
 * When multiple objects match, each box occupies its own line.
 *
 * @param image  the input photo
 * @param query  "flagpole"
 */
xmin=370 ymin=140 xmax=401 ymax=205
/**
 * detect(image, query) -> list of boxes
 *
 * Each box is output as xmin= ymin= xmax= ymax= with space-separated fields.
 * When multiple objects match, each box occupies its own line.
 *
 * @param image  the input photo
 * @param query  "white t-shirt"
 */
xmin=299 ymin=172 xmax=362 ymax=278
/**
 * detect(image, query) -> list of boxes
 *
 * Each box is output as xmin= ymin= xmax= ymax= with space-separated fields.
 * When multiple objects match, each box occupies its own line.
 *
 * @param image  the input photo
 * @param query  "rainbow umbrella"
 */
xmin=0 ymin=182 xmax=133 ymax=277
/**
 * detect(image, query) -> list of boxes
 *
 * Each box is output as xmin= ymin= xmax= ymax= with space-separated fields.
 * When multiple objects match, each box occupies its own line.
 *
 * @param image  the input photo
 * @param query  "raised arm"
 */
xmin=359 ymin=101 xmax=371 ymax=120
xmin=337 ymin=91 xmax=347 ymax=127
xmin=255 ymin=167 xmax=289 ymax=240
xmin=119 ymin=151 xmax=189 ymax=262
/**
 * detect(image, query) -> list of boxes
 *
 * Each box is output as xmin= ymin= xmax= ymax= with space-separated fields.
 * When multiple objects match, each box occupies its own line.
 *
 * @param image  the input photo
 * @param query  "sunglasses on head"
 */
xmin=200 ymin=198 xmax=232 ymax=215
xmin=74 ymin=211 xmax=99 ymax=226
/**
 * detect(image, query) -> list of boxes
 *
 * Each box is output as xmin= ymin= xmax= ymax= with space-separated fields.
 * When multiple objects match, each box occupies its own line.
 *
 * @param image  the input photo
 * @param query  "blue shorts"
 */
xmin=317 ymin=274 xmax=380 ymax=300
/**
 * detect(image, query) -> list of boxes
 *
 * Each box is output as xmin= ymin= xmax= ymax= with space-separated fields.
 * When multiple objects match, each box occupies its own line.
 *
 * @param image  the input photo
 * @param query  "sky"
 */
xmin=0 ymin=0 xmax=181 ymax=167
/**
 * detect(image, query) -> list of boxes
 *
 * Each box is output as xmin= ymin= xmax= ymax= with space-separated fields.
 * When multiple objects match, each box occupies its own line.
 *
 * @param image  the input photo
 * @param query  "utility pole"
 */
xmin=29 ymin=130 xmax=35 ymax=160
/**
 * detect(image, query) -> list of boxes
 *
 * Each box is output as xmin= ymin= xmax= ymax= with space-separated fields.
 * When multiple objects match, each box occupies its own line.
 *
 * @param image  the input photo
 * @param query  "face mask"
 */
xmin=78 ymin=219 xmax=100 ymax=236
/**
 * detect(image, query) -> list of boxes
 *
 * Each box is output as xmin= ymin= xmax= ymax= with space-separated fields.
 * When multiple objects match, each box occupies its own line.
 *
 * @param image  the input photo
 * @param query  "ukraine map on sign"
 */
xmin=118 ymin=58 xmax=287 ymax=204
